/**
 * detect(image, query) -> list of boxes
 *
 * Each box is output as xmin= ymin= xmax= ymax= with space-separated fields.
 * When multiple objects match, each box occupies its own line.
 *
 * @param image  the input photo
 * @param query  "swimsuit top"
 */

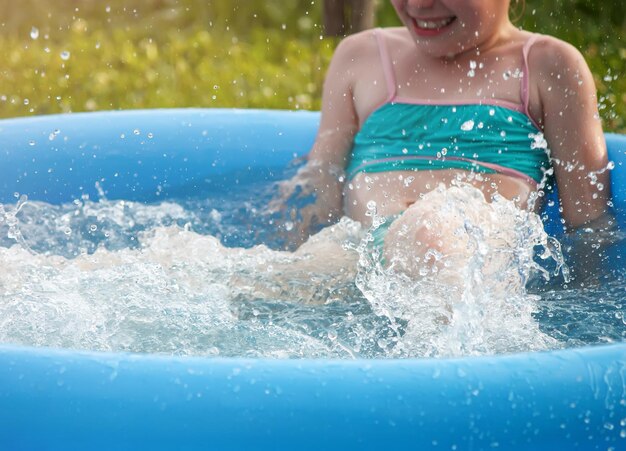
xmin=346 ymin=30 xmax=551 ymax=186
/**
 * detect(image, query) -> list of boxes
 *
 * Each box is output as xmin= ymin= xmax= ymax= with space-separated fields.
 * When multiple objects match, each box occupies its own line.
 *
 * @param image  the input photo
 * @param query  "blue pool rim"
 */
xmin=0 ymin=108 xmax=625 ymax=450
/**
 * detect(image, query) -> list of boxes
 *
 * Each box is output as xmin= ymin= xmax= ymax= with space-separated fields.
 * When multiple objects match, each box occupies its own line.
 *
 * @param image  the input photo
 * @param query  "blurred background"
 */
xmin=1 ymin=0 xmax=624 ymax=132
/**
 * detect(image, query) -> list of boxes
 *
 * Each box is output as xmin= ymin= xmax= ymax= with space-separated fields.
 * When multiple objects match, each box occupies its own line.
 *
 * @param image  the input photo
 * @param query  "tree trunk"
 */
xmin=323 ymin=0 xmax=376 ymax=37
xmin=349 ymin=0 xmax=376 ymax=33
xmin=323 ymin=0 xmax=347 ymax=37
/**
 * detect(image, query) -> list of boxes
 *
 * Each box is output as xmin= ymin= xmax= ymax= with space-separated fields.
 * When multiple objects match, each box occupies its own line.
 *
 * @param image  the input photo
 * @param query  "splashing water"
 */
xmin=0 ymin=195 xmax=30 ymax=250
xmin=0 ymin=178 xmax=622 ymax=358
xmin=351 ymin=183 xmax=567 ymax=358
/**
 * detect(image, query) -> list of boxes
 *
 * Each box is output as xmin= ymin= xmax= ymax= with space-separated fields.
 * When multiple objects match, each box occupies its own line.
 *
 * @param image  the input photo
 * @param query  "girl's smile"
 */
xmin=411 ymin=16 xmax=457 ymax=36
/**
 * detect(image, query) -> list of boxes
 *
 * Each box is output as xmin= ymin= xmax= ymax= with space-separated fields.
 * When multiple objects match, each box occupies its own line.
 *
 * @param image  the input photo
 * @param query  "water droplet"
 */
xmin=30 ymin=27 xmax=39 ymax=40
xmin=60 ymin=50 xmax=71 ymax=61
xmin=461 ymin=120 xmax=475 ymax=131
xmin=467 ymin=60 xmax=477 ymax=77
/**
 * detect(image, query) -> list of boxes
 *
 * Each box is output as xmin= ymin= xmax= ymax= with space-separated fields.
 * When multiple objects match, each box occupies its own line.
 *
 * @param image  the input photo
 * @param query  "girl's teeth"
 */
xmin=415 ymin=18 xmax=453 ymax=29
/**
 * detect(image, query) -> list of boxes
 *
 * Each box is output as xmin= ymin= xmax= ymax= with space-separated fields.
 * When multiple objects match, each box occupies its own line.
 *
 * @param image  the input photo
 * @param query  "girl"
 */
xmin=274 ymin=0 xmax=612 ymax=275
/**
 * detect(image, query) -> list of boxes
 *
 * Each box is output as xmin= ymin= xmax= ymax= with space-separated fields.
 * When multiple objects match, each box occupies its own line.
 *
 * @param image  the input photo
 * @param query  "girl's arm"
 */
xmin=272 ymin=36 xmax=362 ymax=243
xmin=532 ymin=38 xmax=612 ymax=230
xmin=308 ymin=35 xmax=362 ymax=168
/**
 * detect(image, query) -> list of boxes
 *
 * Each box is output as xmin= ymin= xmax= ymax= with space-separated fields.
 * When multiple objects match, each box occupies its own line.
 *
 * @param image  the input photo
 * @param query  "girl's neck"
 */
xmin=419 ymin=20 xmax=518 ymax=64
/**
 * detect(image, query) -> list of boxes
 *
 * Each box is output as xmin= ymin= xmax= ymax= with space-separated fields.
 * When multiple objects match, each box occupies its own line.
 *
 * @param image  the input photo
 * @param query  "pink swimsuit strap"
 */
xmin=521 ymin=33 xmax=543 ymax=127
xmin=373 ymin=29 xmax=398 ymax=103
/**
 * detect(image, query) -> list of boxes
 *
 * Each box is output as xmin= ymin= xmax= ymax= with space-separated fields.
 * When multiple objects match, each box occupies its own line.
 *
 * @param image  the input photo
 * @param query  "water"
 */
xmin=0 ymin=174 xmax=623 ymax=359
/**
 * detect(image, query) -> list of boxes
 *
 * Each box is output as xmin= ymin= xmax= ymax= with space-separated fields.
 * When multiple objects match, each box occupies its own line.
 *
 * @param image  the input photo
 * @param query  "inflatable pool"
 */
xmin=0 ymin=109 xmax=625 ymax=450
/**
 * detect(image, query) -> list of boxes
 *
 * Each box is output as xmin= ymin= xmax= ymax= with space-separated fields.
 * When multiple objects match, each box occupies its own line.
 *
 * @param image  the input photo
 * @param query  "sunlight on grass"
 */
xmin=0 ymin=0 xmax=623 ymax=131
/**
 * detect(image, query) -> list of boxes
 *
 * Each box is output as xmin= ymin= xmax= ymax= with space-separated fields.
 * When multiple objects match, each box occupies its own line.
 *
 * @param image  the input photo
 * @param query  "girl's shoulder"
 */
xmin=522 ymin=33 xmax=596 ymax=130
xmin=330 ymin=27 xmax=417 ymax=79
xmin=333 ymin=27 xmax=410 ymax=58
xmin=324 ymin=28 xmax=400 ymax=93
xmin=524 ymin=33 xmax=589 ymax=75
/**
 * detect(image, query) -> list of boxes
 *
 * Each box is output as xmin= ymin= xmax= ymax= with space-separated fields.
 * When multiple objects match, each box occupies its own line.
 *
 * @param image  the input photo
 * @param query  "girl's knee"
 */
xmin=382 ymin=203 xmax=464 ymax=276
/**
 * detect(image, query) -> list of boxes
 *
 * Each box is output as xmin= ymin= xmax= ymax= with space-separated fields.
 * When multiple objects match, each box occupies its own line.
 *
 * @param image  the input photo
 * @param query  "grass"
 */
xmin=0 ymin=0 xmax=624 ymax=132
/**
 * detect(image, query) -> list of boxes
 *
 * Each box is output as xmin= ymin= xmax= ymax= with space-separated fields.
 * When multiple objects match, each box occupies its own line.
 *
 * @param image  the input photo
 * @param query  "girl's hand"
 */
xmin=267 ymin=29 xmax=364 ymax=246
xmin=268 ymin=160 xmax=345 ymax=246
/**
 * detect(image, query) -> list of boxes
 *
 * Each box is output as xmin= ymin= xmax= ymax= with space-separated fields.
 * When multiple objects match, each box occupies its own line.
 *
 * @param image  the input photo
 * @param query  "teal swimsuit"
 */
xmin=350 ymin=31 xmax=551 ymax=254
xmin=346 ymin=31 xmax=550 ymax=186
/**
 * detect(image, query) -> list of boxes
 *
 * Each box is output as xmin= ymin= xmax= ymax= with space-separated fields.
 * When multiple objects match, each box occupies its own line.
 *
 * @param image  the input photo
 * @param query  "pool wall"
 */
xmin=1 ymin=109 xmax=625 ymax=229
xmin=0 ymin=109 xmax=625 ymax=450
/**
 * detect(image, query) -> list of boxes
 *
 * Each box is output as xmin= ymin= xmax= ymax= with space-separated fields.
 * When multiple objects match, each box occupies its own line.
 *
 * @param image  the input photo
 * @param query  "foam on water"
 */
xmin=0 ymin=181 xmax=622 ymax=358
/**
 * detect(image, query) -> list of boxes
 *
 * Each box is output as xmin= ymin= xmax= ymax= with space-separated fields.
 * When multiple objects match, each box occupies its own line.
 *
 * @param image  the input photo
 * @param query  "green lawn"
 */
xmin=1 ymin=0 xmax=624 ymax=132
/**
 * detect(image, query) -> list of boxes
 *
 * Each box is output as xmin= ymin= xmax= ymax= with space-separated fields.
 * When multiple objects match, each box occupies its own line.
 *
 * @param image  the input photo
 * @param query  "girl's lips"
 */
xmin=410 ymin=16 xmax=457 ymax=37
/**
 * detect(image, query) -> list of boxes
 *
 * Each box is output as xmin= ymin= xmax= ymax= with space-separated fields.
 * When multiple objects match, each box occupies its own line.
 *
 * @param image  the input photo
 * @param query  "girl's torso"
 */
xmin=343 ymin=27 xmax=548 ymax=223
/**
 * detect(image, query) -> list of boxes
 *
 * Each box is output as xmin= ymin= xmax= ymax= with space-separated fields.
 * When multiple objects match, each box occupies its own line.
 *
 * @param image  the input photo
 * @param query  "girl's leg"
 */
xmin=381 ymin=185 xmax=518 ymax=284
